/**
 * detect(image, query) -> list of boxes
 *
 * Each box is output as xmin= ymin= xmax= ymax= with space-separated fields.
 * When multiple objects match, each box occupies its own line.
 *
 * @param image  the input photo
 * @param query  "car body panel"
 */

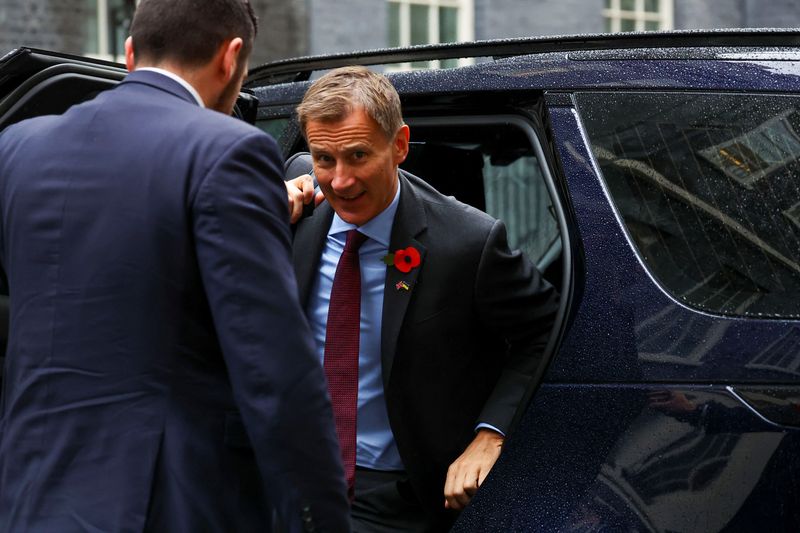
xmin=456 ymin=383 xmax=799 ymax=532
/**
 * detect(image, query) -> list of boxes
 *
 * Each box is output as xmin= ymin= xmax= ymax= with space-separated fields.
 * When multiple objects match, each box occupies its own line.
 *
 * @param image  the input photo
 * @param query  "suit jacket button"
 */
xmin=302 ymin=505 xmax=314 ymax=532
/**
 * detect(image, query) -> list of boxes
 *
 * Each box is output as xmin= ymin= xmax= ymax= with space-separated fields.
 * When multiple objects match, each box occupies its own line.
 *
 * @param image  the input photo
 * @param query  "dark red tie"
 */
xmin=324 ymin=229 xmax=367 ymax=500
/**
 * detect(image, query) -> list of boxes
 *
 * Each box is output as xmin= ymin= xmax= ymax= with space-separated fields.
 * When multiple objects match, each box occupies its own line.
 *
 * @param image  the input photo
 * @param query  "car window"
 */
xmin=256 ymin=106 xmax=300 ymax=155
xmin=403 ymin=118 xmax=560 ymax=272
xmin=577 ymin=92 xmax=800 ymax=319
xmin=0 ymin=75 xmax=115 ymax=129
xmin=256 ymin=116 xmax=291 ymax=144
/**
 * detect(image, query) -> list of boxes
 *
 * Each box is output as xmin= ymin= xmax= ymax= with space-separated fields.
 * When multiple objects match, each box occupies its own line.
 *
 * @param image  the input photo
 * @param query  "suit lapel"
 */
xmin=380 ymin=175 xmax=427 ymax=388
xmin=292 ymin=202 xmax=334 ymax=308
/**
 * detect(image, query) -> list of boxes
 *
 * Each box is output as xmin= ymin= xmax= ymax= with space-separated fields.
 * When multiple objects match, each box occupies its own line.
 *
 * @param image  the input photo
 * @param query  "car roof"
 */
xmin=246 ymin=28 xmax=800 ymax=87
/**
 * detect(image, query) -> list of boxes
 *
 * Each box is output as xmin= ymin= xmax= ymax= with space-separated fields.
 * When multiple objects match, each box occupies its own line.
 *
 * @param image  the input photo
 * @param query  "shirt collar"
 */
xmin=328 ymin=177 xmax=402 ymax=247
xmin=135 ymin=67 xmax=205 ymax=108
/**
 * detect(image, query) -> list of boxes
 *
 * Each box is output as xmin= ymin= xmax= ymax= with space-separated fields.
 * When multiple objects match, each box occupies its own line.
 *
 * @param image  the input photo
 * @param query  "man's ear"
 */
xmin=124 ymin=36 xmax=135 ymax=72
xmin=393 ymin=124 xmax=410 ymax=165
xmin=220 ymin=37 xmax=244 ymax=82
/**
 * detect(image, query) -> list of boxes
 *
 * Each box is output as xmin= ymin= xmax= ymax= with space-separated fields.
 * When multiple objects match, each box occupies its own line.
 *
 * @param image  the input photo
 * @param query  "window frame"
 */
xmin=387 ymin=0 xmax=475 ymax=70
xmin=403 ymin=114 xmax=564 ymax=271
xmin=84 ymin=0 xmax=139 ymax=62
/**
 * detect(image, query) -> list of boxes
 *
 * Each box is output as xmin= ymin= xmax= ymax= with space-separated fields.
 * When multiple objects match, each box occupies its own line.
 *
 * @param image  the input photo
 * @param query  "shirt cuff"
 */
xmin=475 ymin=422 xmax=505 ymax=436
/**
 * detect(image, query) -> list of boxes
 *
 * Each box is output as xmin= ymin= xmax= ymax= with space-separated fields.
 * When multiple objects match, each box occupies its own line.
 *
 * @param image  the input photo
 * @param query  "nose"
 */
xmin=330 ymin=162 xmax=357 ymax=192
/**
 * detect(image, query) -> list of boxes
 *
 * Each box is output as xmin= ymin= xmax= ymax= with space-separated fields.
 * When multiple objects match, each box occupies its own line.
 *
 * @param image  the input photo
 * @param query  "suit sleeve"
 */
xmin=191 ymin=131 xmax=350 ymax=532
xmin=474 ymin=219 xmax=560 ymax=434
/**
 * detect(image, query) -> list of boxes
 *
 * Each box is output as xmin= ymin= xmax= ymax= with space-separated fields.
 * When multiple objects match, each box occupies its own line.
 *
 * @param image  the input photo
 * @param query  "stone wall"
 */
xmin=475 ymin=0 xmax=601 ymax=40
xmin=307 ymin=0 xmax=386 ymax=56
xmin=0 ymin=0 xmax=307 ymax=67
xmin=1 ymin=0 xmax=799 ymax=65
xmin=0 ymin=0 xmax=89 ymax=58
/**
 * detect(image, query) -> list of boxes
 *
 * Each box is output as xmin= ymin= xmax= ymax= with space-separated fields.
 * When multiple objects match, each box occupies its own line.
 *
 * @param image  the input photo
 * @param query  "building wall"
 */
xmin=2 ymin=0 xmax=800 ymax=65
xmin=475 ymin=0 xmax=601 ymax=40
xmin=674 ymin=0 xmax=746 ymax=29
xmin=307 ymin=0 xmax=386 ymax=56
xmin=475 ymin=0 xmax=800 ymax=41
xmin=0 ymin=0 xmax=306 ymax=67
xmin=744 ymin=0 xmax=800 ymax=28
xmin=0 ymin=0 xmax=89 ymax=58
xmin=251 ymin=0 xmax=308 ymax=67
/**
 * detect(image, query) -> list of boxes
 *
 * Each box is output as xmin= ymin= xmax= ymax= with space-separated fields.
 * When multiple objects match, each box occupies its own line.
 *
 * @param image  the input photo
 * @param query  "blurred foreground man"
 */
xmin=290 ymin=67 xmax=559 ymax=531
xmin=0 ymin=0 xmax=349 ymax=531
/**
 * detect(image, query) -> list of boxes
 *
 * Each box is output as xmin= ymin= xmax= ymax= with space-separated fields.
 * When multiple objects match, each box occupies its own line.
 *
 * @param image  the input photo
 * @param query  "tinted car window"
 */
xmin=256 ymin=116 xmax=290 ymax=144
xmin=402 ymin=120 xmax=560 ymax=270
xmin=578 ymin=92 xmax=800 ymax=319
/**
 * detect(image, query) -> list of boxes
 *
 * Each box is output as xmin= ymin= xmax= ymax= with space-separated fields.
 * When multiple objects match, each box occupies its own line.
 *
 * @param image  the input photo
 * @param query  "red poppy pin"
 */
xmin=382 ymin=246 xmax=421 ymax=273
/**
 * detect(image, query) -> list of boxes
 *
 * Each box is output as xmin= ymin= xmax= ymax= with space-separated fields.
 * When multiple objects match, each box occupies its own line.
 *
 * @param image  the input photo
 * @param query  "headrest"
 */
xmin=284 ymin=152 xmax=313 ymax=181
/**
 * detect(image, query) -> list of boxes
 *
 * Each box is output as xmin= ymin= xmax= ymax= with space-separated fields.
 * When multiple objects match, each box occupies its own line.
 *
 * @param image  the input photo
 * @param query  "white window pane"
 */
xmin=410 ymin=4 xmax=430 ymax=45
xmin=439 ymin=6 xmax=458 ymax=43
xmin=388 ymin=2 xmax=401 ymax=47
xmin=84 ymin=0 xmax=99 ymax=55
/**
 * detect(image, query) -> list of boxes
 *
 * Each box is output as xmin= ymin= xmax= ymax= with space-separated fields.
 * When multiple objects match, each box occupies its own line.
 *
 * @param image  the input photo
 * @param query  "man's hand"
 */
xmin=285 ymin=174 xmax=324 ymax=223
xmin=648 ymin=390 xmax=697 ymax=414
xmin=444 ymin=428 xmax=504 ymax=510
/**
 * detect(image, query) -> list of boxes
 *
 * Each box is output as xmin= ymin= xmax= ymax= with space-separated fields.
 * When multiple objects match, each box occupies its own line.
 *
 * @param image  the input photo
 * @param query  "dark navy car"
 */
xmin=1 ymin=29 xmax=799 ymax=531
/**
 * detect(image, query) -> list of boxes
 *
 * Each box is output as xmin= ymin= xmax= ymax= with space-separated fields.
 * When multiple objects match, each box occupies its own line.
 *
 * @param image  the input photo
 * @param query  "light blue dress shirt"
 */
xmin=307 ymin=183 xmax=404 ymax=471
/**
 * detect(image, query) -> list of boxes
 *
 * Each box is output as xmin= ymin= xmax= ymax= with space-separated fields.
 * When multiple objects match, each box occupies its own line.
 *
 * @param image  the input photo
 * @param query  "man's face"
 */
xmin=306 ymin=108 xmax=409 ymax=226
xmin=211 ymin=62 xmax=248 ymax=115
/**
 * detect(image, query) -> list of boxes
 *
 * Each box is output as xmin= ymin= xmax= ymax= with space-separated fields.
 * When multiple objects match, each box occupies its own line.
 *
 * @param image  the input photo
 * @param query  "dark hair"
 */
xmin=296 ymin=66 xmax=404 ymax=140
xmin=130 ymin=0 xmax=258 ymax=67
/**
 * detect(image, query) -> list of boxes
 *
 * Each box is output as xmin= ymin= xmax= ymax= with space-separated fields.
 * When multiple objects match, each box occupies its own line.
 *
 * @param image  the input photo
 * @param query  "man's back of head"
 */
xmin=130 ymin=0 xmax=258 ymax=68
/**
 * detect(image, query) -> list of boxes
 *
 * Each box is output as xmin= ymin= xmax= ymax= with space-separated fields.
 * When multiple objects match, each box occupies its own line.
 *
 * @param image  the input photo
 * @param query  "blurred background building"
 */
xmin=1 ymin=0 xmax=799 ymax=68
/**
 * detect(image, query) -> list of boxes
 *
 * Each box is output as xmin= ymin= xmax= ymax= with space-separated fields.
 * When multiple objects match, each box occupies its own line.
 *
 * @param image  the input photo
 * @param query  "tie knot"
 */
xmin=343 ymin=229 xmax=367 ymax=253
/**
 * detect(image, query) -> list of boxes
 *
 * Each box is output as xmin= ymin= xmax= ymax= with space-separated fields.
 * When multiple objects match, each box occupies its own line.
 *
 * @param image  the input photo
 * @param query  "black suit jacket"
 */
xmin=294 ymin=172 xmax=558 ymax=525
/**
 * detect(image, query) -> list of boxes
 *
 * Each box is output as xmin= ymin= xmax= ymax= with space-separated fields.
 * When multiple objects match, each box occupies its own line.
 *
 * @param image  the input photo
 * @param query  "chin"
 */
xmin=336 ymin=209 xmax=368 ymax=227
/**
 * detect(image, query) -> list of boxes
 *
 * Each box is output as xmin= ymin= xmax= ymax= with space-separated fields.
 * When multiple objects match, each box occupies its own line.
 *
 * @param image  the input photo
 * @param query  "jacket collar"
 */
xmin=119 ymin=69 xmax=200 ymax=107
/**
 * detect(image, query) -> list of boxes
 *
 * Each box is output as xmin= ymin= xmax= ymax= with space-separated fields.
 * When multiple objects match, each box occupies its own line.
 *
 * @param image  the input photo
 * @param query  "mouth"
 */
xmin=337 ymin=191 xmax=366 ymax=202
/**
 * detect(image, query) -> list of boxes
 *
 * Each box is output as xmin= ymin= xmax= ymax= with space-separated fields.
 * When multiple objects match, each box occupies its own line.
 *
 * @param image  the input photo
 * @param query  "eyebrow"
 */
xmin=310 ymin=142 xmax=370 ymax=153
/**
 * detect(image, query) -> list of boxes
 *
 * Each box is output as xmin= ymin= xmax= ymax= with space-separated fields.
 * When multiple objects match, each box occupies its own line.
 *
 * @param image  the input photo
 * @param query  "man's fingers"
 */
xmin=286 ymin=188 xmax=304 ymax=223
xmin=452 ymin=471 xmax=473 ymax=509
xmin=286 ymin=174 xmax=316 ymax=223
xmin=477 ymin=466 xmax=490 ymax=487
xmin=297 ymin=174 xmax=315 ymax=205
xmin=443 ymin=429 xmax=504 ymax=510
xmin=444 ymin=462 xmax=478 ymax=510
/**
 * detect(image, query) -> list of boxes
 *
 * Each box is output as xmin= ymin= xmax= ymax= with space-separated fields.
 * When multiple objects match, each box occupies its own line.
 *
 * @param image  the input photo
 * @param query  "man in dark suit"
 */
xmin=0 ymin=1 xmax=349 ymax=531
xmin=289 ymin=66 xmax=558 ymax=531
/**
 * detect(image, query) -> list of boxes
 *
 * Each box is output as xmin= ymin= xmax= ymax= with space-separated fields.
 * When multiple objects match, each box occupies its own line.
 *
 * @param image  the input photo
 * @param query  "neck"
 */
xmin=134 ymin=61 xmax=215 ymax=109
